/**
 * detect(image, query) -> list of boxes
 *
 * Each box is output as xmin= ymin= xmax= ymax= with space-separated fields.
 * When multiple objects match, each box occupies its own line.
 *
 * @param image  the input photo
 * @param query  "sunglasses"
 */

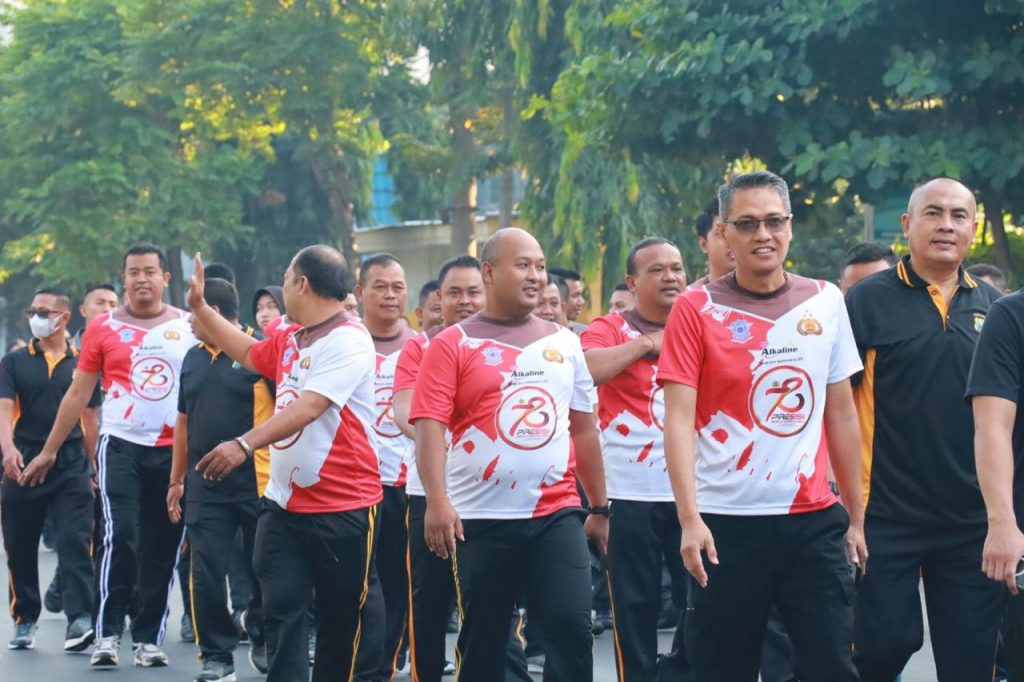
xmin=24 ymin=308 xmax=65 ymax=319
xmin=723 ymin=214 xmax=792 ymax=233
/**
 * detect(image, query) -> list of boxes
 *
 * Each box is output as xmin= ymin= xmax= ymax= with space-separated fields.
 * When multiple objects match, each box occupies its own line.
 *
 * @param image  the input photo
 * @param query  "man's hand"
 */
xmin=187 ymin=252 xmax=206 ymax=312
xmin=982 ymin=519 xmax=1024 ymax=594
xmin=424 ymin=498 xmax=464 ymax=560
xmin=18 ymin=450 xmax=56 ymax=487
xmin=846 ymin=519 xmax=869 ymax=576
xmin=2 ymin=444 xmax=24 ymax=480
xmin=585 ymin=514 xmax=609 ymax=556
xmin=680 ymin=517 xmax=718 ymax=588
xmin=643 ymin=330 xmax=664 ymax=355
xmin=196 ymin=440 xmax=247 ymax=482
xmin=167 ymin=483 xmax=184 ymax=524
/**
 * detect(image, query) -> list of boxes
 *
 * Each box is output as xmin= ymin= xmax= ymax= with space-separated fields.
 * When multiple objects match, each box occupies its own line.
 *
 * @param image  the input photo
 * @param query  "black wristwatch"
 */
xmin=589 ymin=503 xmax=612 ymax=518
xmin=828 ymin=480 xmax=840 ymax=496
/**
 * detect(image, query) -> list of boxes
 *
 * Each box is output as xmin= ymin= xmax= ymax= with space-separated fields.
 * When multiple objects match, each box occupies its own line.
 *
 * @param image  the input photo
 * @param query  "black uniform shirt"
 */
xmin=178 ymin=332 xmax=274 ymax=507
xmin=846 ymin=255 xmax=1000 ymax=527
xmin=966 ymin=290 xmax=1024 ymax=527
xmin=0 ymin=338 xmax=101 ymax=449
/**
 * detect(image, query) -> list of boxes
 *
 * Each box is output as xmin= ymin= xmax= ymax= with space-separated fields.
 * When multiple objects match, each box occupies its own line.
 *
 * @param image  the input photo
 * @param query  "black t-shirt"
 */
xmin=0 ymin=339 xmax=101 ymax=450
xmin=966 ymin=290 xmax=1024 ymax=527
xmin=178 ymin=336 xmax=274 ymax=507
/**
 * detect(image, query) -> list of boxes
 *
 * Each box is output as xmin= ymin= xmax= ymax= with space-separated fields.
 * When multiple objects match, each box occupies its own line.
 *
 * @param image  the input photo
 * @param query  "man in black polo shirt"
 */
xmin=167 ymin=278 xmax=273 ymax=682
xmin=968 ymin=285 xmax=1024 ymax=682
xmin=1 ymin=288 xmax=101 ymax=651
xmin=846 ymin=177 xmax=1004 ymax=681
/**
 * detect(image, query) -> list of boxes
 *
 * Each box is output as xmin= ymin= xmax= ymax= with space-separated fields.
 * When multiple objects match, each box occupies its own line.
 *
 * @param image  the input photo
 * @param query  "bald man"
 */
xmin=410 ymin=229 xmax=608 ymax=682
xmin=846 ymin=178 xmax=1004 ymax=681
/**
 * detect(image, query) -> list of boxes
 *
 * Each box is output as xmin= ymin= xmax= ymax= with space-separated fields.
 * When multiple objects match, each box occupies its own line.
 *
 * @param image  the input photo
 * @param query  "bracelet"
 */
xmin=589 ymin=503 xmax=612 ymax=518
xmin=168 ymin=481 xmax=184 ymax=489
xmin=234 ymin=436 xmax=254 ymax=459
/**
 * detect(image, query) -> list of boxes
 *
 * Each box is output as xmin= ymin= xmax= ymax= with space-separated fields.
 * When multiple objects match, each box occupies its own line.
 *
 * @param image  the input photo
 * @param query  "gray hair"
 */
xmin=718 ymin=170 xmax=792 ymax=220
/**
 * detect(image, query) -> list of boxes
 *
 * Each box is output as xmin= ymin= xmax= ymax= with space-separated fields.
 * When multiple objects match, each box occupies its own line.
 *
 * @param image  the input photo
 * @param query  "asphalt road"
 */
xmin=0 ymin=546 xmax=938 ymax=681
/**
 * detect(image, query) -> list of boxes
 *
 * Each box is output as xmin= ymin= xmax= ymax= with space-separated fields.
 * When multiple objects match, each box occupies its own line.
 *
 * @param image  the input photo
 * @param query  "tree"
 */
xmin=0 ymin=0 xmax=260 ymax=293
xmin=541 ymin=0 xmax=1024 ymax=282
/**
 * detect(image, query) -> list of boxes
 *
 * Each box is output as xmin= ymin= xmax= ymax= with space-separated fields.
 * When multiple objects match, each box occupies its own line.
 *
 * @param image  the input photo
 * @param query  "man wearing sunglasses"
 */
xmin=1 ymin=289 xmax=101 ymax=652
xmin=659 ymin=170 xmax=866 ymax=681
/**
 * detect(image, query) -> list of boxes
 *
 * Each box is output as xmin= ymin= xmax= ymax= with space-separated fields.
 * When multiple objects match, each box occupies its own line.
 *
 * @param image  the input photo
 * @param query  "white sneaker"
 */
xmin=90 ymin=636 xmax=120 ymax=666
xmin=133 ymin=642 xmax=169 ymax=667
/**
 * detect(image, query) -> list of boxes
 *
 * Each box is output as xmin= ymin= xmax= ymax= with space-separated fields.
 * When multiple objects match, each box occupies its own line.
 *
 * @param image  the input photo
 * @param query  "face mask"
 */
xmin=29 ymin=314 xmax=61 ymax=340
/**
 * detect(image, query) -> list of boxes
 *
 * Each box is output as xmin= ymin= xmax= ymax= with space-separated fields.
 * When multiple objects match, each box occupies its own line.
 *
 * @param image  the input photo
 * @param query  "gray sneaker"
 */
xmin=8 ymin=621 xmax=37 ymax=649
xmin=64 ymin=614 xmax=94 ymax=652
xmin=90 ymin=636 xmax=120 ymax=666
xmin=194 ymin=659 xmax=237 ymax=682
xmin=133 ymin=642 xmax=169 ymax=667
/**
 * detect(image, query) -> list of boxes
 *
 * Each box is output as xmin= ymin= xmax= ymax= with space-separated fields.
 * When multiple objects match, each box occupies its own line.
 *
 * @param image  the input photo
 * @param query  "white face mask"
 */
xmin=29 ymin=314 xmax=62 ymax=340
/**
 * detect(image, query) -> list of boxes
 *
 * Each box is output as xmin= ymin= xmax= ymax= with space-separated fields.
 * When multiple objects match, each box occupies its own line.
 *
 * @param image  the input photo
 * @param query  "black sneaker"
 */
xmin=8 ymin=621 xmax=37 ymax=649
xmin=180 ymin=613 xmax=195 ymax=643
xmin=44 ymin=572 xmax=62 ymax=614
xmin=594 ymin=610 xmax=613 ymax=632
xmin=242 ymin=610 xmax=268 ymax=674
xmin=64 ymin=614 xmax=94 ymax=652
xmin=194 ymin=659 xmax=237 ymax=682
xmin=231 ymin=610 xmax=249 ymax=644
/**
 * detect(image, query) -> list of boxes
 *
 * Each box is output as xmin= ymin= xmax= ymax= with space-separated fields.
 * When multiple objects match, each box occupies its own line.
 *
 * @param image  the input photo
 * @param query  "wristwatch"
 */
xmin=589 ymin=503 xmax=612 ymax=518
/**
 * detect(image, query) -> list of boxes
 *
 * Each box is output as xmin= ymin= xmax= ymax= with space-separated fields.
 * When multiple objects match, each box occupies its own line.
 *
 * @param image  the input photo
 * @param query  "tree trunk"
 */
xmin=449 ymin=109 xmax=476 ymax=256
xmin=308 ymin=157 xmax=359 ymax=270
xmin=983 ymin=190 xmax=1012 ymax=280
xmin=168 ymin=247 xmax=184 ymax=308
xmin=499 ymin=89 xmax=516 ymax=229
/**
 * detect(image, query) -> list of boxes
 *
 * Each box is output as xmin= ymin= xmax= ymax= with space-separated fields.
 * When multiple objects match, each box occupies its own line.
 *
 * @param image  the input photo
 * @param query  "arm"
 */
xmin=167 ymin=412 xmax=187 ymax=523
xmin=824 ymin=379 xmax=869 ymax=573
xmin=663 ymin=382 xmax=717 ymax=587
xmin=584 ymin=332 xmax=660 ymax=385
xmin=187 ymin=253 xmax=258 ymax=372
xmin=196 ymin=390 xmax=333 ymax=481
xmin=20 ymin=370 xmax=101 ymax=486
xmin=974 ymin=395 xmax=1024 ymax=593
xmin=0 ymin=398 xmax=22 ymax=480
xmin=570 ymin=409 xmax=609 ymax=554
xmin=393 ymin=389 xmax=414 ymax=439
xmin=416 ymin=417 xmax=462 ymax=560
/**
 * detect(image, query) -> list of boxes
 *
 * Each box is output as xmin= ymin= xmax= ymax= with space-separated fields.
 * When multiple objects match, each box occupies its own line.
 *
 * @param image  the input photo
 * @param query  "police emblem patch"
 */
xmin=727 ymin=319 xmax=753 ymax=344
xmin=483 ymin=346 xmax=504 ymax=366
xmin=974 ymin=314 xmax=986 ymax=333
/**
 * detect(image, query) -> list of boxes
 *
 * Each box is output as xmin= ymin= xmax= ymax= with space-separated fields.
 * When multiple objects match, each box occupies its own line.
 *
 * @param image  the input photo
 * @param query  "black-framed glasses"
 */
xmin=724 ymin=214 xmax=792 ymax=233
xmin=24 ymin=308 xmax=63 ymax=319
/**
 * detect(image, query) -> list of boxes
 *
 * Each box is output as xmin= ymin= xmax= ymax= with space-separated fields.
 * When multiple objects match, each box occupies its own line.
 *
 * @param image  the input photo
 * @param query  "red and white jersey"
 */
xmin=262 ymin=315 xmax=292 ymax=336
xmin=372 ymin=329 xmax=417 ymax=487
xmin=581 ymin=311 xmax=670 ymax=502
xmin=394 ymin=326 xmax=445 ymax=496
xmin=78 ymin=307 xmax=195 ymax=447
xmin=409 ymin=315 xmax=595 ymax=520
xmin=658 ymin=274 xmax=861 ymax=515
xmin=248 ymin=311 xmax=382 ymax=514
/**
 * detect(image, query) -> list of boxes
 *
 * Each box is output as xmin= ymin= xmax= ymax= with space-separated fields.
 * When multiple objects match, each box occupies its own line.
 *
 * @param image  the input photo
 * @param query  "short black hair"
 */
xmin=123 ymin=242 xmax=169 ymax=273
xmin=613 ymin=282 xmax=630 ymax=293
xmin=203 ymin=278 xmax=239 ymax=320
xmin=34 ymin=288 xmax=71 ymax=311
xmin=626 ymin=237 xmax=675 ymax=276
xmin=548 ymin=267 xmax=581 ymax=282
xmin=547 ymin=273 xmax=569 ymax=303
xmin=695 ymin=199 xmax=719 ymax=239
xmin=292 ymin=245 xmax=350 ymax=301
xmin=967 ymin=263 xmax=1007 ymax=290
xmin=204 ymin=262 xmax=235 ymax=284
xmin=82 ymin=283 xmax=117 ymax=300
xmin=839 ymin=242 xmax=897 ymax=272
xmin=438 ymin=256 xmax=481 ymax=289
xmin=418 ymin=279 xmax=440 ymax=305
xmin=359 ymin=252 xmax=401 ymax=286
